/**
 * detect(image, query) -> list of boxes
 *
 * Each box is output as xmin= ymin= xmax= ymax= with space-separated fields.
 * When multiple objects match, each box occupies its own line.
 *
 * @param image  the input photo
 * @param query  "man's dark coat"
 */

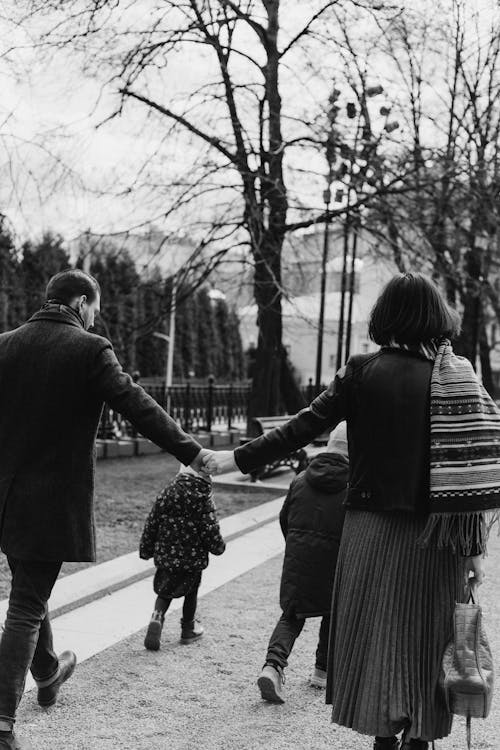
xmin=279 ymin=452 xmax=347 ymax=618
xmin=0 ymin=304 xmax=202 ymax=562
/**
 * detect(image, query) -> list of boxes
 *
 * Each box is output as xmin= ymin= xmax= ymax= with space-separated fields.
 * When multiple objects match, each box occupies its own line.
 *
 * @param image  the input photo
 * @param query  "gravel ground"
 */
xmin=15 ymin=536 xmax=500 ymax=750
xmin=0 ymin=452 xmax=284 ymax=597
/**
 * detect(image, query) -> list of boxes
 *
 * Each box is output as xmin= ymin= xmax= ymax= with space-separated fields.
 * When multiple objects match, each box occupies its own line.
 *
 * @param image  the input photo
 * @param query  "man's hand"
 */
xmin=190 ymin=448 xmax=214 ymax=478
xmin=203 ymin=450 xmax=237 ymax=476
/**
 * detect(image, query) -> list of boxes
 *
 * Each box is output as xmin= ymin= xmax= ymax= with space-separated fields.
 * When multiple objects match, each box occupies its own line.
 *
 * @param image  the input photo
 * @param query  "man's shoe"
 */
xmin=180 ymin=618 xmax=204 ymax=644
xmin=310 ymin=666 xmax=327 ymax=689
xmin=36 ymin=650 xmax=77 ymax=707
xmin=374 ymin=737 xmax=399 ymax=750
xmin=257 ymin=664 xmax=285 ymax=704
xmin=0 ymin=731 xmax=34 ymax=749
xmin=144 ymin=611 xmax=165 ymax=651
xmin=401 ymin=742 xmax=427 ymax=750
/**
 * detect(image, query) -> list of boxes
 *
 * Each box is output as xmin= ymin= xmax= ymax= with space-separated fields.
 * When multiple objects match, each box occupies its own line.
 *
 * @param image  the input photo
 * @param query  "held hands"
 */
xmin=205 ymin=449 xmax=237 ymax=475
xmin=190 ymin=448 xmax=213 ymax=478
xmin=190 ymin=449 xmax=238 ymax=477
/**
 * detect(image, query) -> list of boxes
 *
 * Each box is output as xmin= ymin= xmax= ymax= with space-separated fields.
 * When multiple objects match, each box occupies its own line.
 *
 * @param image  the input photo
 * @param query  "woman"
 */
xmin=207 ymin=273 xmax=499 ymax=750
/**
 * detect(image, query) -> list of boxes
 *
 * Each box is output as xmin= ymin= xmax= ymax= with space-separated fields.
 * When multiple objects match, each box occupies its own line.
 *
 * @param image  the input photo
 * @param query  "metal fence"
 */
xmin=97 ymin=377 xmax=326 ymax=439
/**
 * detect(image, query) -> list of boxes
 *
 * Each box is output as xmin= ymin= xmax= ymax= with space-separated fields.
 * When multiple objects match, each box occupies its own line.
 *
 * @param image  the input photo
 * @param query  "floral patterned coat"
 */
xmin=139 ymin=473 xmax=226 ymax=575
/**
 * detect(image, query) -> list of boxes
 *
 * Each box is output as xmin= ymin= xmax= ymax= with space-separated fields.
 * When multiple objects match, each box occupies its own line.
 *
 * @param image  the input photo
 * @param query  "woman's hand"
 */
xmin=203 ymin=450 xmax=237 ymax=475
xmin=465 ymin=554 xmax=485 ymax=596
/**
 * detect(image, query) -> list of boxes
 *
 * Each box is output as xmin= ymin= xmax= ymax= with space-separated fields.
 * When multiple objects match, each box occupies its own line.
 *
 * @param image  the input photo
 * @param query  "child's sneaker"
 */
xmin=310 ymin=666 xmax=327 ymax=688
xmin=257 ymin=663 xmax=285 ymax=704
xmin=144 ymin=611 xmax=164 ymax=651
xmin=180 ymin=618 xmax=204 ymax=643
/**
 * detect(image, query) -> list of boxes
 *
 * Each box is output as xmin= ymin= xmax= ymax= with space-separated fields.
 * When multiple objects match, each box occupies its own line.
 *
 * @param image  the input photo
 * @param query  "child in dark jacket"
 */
xmin=140 ymin=465 xmax=225 ymax=651
xmin=257 ymin=421 xmax=348 ymax=704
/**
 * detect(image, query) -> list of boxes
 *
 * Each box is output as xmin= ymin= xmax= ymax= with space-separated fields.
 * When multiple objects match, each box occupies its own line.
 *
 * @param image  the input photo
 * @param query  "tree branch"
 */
xmin=219 ymin=0 xmax=268 ymax=45
xmin=119 ymin=87 xmax=239 ymax=166
xmin=279 ymin=1 xmax=339 ymax=58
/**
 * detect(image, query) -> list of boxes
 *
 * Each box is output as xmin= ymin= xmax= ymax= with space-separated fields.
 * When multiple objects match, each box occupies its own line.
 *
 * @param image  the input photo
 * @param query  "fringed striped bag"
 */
xmin=420 ymin=339 xmax=500 ymax=553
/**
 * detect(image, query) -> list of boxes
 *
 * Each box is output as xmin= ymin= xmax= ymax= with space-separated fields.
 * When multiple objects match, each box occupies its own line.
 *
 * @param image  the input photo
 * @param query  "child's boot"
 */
xmin=310 ymin=665 xmax=327 ymax=688
xmin=257 ymin=663 xmax=286 ymax=704
xmin=144 ymin=611 xmax=164 ymax=651
xmin=374 ymin=738 xmax=399 ymax=750
xmin=180 ymin=617 xmax=204 ymax=643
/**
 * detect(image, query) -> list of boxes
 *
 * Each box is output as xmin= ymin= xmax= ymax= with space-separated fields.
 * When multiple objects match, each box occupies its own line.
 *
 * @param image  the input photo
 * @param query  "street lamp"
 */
xmin=335 ymin=85 xmax=399 ymax=367
xmin=153 ymin=271 xmax=177 ymax=412
xmin=315 ymin=185 xmax=332 ymax=390
xmin=315 ymin=88 xmax=339 ymax=390
xmin=153 ymin=331 xmax=171 ymax=411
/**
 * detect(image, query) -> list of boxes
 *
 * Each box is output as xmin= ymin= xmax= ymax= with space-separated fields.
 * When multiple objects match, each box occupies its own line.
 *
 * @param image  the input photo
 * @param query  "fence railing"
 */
xmin=97 ymin=377 xmax=326 ymax=439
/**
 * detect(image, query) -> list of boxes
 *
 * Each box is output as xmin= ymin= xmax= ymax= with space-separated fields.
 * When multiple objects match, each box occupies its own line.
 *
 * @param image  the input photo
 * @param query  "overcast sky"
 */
xmin=1 ymin=0 xmax=496 ymax=243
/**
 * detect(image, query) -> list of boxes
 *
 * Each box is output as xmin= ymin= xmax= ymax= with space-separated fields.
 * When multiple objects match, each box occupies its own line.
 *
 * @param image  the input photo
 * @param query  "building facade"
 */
xmin=239 ymin=224 xmax=398 ymax=385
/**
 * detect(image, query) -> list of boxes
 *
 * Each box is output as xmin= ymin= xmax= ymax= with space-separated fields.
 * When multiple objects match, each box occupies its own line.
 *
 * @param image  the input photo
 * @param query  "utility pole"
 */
xmin=153 ymin=272 xmax=177 ymax=413
xmin=315 ymin=188 xmax=331 ymax=390
xmin=315 ymin=87 xmax=339 ymax=390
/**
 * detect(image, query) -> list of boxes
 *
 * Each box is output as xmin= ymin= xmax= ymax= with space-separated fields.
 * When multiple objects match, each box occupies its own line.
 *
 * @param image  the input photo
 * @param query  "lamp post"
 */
xmin=345 ymin=224 xmax=359 ymax=361
xmin=335 ymin=86 xmax=399 ymax=366
xmin=153 ymin=271 xmax=177 ymax=412
xmin=336 ymin=173 xmax=352 ymax=371
xmin=315 ymin=89 xmax=339 ymax=390
xmin=315 ymin=186 xmax=332 ymax=390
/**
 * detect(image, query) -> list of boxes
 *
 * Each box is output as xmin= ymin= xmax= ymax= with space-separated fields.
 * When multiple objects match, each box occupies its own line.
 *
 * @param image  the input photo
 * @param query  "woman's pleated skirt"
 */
xmin=326 ymin=510 xmax=466 ymax=741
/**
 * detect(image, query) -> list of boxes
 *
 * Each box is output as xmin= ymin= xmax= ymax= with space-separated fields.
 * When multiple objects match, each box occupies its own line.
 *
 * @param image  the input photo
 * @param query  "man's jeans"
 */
xmin=266 ymin=612 xmax=331 ymax=671
xmin=0 ymin=558 xmax=61 ymax=727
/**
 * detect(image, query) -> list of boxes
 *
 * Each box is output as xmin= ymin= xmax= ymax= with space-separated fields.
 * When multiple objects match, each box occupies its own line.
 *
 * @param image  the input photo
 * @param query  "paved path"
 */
xmin=9 ymin=508 xmax=500 ymax=749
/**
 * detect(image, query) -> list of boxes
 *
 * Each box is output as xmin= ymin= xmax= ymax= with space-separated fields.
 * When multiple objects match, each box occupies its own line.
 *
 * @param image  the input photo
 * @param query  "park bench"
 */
xmin=241 ymin=415 xmax=330 ymax=482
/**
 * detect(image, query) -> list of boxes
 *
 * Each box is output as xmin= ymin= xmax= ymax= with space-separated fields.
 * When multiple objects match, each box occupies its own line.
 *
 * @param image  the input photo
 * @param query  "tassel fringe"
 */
xmin=417 ymin=511 xmax=500 ymax=555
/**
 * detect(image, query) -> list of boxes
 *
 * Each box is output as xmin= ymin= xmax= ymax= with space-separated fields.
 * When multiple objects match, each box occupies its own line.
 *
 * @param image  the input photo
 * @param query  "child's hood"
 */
xmin=304 ymin=452 xmax=349 ymax=493
xmin=173 ymin=472 xmax=212 ymax=505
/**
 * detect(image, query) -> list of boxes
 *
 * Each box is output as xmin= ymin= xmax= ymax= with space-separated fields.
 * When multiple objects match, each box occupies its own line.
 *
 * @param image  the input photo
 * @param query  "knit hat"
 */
xmin=326 ymin=421 xmax=348 ymax=458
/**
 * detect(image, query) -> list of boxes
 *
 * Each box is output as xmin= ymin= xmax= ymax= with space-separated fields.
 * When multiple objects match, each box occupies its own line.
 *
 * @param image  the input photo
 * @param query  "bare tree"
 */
xmin=14 ymin=0 xmax=409 ymax=417
xmin=358 ymin=0 xmax=500 ymax=393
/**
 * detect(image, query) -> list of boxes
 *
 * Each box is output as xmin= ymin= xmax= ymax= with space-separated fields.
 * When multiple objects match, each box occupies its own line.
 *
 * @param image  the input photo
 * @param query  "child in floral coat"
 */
xmin=140 ymin=465 xmax=226 ymax=650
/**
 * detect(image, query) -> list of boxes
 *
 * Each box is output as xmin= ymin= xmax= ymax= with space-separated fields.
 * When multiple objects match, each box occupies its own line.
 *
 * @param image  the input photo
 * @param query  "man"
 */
xmin=0 ymin=269 xmax=210 ymax=750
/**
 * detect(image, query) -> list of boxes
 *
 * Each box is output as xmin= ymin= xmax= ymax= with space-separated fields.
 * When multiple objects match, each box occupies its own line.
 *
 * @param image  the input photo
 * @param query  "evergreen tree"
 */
xmin=227 ymin=308 xmax=245 ymax=380
xmin=0 ymin=219 xmax=24 ymax=331
xmin=136 ymin=270 xmax=165 ymax=377
xmin=196 ymin=287 xmax=217 ymax=378
xmin=88 ymin=247 xmax=140 ymax=371
xmin=175 ymin=284 xmax=199 ymax=379
xmin=21 ymin=232 xmax=70 ymax=316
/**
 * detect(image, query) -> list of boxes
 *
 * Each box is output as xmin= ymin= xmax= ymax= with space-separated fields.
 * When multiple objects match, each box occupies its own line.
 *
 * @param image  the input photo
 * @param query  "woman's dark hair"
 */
xmin=45 ymin=269 xmax=101 ymax=306
xmin=368 ymin=272 xmax=461 ymax=345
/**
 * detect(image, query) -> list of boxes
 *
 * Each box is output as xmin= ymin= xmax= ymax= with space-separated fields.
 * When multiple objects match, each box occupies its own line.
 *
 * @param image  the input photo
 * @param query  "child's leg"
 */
xmin=314 ymin=614 xmax=331 ymax=671
xmin=180 ymin=574 xmax=203 ymax=643
xmin=145 ymin=592 xmax=172 ymax=651
xmin=154 ymin=596 xmax=172 ymax=615
xmin=257 ymin=613 xmax=304 ymax=703
xmin=182 ymin=573 xmax=201 ymax=622
xmin=265 ymin=612 xmax=304 ymax=671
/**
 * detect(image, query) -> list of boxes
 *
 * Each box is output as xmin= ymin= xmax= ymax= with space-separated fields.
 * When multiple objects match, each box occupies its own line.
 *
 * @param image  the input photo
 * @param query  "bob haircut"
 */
xmin=45 ymin=269 xmax=101 ymax=306
xmin=368 ymin=272 xmax=461 ymax=345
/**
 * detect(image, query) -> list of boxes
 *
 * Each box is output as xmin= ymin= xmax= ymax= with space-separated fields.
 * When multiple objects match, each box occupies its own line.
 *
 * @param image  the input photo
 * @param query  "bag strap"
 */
xmin=467 ymin=581 xmax=479 ymax=605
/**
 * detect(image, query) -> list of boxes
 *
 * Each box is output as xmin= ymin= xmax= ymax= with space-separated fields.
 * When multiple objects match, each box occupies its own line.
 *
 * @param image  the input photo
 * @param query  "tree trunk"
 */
xmin=245 ymin=0 xmax=304 ymax=426
xmin=247 ymin=231 xmax=305 ymax=429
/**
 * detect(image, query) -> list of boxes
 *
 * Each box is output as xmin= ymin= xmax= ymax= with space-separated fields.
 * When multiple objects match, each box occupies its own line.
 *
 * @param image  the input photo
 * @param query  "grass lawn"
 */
xmin=0 ymin=452 xmax=285 ymax=599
